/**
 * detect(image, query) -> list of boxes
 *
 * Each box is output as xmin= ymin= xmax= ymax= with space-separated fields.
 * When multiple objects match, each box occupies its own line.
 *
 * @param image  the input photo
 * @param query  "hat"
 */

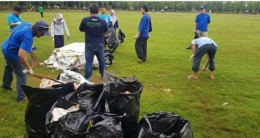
xmin=36 ymin=20 xmax=50 ymax=36
xmin=13 ymin=6 xmax=23 ymax=13
xmin=200 ymin=6 xmax=206 ymax=10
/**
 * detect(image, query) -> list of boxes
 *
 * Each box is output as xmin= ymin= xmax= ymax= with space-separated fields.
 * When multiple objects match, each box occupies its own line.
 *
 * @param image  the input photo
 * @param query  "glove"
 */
xmin=135 ymin=34 xmax=139 ymax=39
xmin=189 ymin=54 xmax=194 ymax=60
xmin=17 ymin=22 xmax=22 ymax=25
xmin=23 ymin=69 xmax=34 ymax=75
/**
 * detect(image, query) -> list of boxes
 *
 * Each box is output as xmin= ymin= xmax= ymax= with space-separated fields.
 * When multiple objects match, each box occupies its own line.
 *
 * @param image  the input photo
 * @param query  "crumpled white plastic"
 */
xmin=59 ymin=70 xmax=94 ymax=86
xmin=43 ymin=42 xmax=99 ymax=70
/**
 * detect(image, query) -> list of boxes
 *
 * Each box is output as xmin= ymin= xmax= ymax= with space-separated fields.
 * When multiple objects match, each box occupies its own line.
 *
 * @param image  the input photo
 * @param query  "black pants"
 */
xmin=192 ymin=44 xmax=217 ymax=72
xmin=54 ymin=35 xmax=64 ymax=48
xmin=40 ymin=12 xmax=43 ymax=18
xmin=135 ymin=37 xmax=148 ymax=61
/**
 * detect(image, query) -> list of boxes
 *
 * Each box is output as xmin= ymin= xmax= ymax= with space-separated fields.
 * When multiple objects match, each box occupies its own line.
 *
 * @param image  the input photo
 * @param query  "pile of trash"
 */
xmin=43 ymin=42 xmax=114 ymax=70
xmin=22 ymin=71 xmax=193 ymax=138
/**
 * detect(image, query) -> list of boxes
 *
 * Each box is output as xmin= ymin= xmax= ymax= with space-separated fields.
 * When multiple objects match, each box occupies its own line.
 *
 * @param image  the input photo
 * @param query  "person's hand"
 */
xmin=194 ymin=30 xmax=197 ymax=33
xmin=135 ymin=34 xmax=139 ymax=39
xmin=23 ymin=69 xmax=34 ymax=75
xmin=189 ymin=54 xmax=194 ymax=60
xmin=17 ymin=22 xmax=22 ymax=25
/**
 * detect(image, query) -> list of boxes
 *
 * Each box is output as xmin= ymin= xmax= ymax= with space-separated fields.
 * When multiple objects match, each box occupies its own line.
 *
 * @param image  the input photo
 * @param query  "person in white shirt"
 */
xmin=51 ymin=13 xmax=70 ymax=49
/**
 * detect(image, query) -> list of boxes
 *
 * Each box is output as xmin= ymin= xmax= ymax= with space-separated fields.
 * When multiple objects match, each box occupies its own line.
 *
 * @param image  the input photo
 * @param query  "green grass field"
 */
xmin=0 ymin=11 xmax=260 ymax=138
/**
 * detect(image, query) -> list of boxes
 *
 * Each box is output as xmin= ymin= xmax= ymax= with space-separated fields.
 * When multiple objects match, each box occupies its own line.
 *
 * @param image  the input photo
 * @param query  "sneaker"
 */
xmin=16 ymin=97 xmax=28 ymax=102
xmin=0 ymin=85 xmax=13 ymax=90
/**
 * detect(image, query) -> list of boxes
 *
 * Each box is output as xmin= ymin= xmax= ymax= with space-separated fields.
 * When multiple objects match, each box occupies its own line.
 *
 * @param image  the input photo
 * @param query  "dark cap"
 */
xmin=35 ymin=20 xmax=50 ymax=36
xmin=13 ymin=6 xmax=23 ymax=13
xmin=200 ymin=6 xmax=206 ymax=10
xmin=142 ymin=5 xmax=149 ymax=12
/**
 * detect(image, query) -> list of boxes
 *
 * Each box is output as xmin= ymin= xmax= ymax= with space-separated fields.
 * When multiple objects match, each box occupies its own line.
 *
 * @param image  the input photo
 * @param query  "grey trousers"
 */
xmin=192 ymin=44 xmax=217 ymax=72
xmin=196 ymin=30 xmax=208 ymax=37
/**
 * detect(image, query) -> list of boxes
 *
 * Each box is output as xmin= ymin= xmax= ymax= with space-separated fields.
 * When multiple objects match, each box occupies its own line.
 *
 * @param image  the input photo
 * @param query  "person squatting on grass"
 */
xmin=51 ymin=13 xmax=70 ymax=49
xmin=188 ymin=37 xmax=218 ymax=80
xmin=194 ymin=6 xmax=211 ymax=37
xmin=1 ymin=21 xmax=51 ymax=102
xmin=8 ymin=6 xmax=23 ymax=32
xmin=79 ymin=4 xmax=108 ymax=82
xmin=135 ymin=5 xmax=152 ymax=63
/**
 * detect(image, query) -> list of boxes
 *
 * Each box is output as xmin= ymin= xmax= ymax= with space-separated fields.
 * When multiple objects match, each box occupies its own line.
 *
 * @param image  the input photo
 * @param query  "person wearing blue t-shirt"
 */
xmin=188 ymin=37 xmax=218 ymax=80
xmin=98 ymin=6 xmax=110 ymax=27
xmin=79 ymin=4 xmax=108 ymax=82
xmin=194 ymin=6 xmax=211 ymax=37
xmin=1 ymin=21 xmax=50 ymax=102
xmin=135 ymin=5 xmax=152 ymax=63
xmin=7 ymin=6 xmax=23 ymax=32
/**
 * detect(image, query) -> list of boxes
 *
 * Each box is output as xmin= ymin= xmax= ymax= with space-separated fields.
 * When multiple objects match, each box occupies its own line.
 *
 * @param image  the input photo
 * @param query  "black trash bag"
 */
xmin=104 ymin=49 xmax=114 ymax=66
xmin=21 ymin=83 xmax=75 ymax=138
xmin=105 ymin=27 xmax=120 ymax=53
xmin=132 ymin=112 xmax=193 ymax=138
xmin=118 ymin=28 xmax=125 ymax=43
xmin=86 ymin=115 xmax=124 ymax=138
xmin=46 ymin=84 xmax=103 ymax=138
xmin=95 ymin=71 xmax=143 ymax=136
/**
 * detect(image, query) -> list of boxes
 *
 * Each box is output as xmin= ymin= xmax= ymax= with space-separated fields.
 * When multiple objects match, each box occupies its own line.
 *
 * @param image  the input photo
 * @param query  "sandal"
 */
xmin=187 ymin=75 xmax=198 ymax=80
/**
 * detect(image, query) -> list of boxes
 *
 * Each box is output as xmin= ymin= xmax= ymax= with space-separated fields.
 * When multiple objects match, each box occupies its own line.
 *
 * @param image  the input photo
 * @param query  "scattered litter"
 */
xmin=222 ymin=102 xmax=228 ymax=106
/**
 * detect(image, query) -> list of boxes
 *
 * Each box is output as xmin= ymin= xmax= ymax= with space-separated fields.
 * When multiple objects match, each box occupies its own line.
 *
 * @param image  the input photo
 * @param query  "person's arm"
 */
xmin=103 ymin=21 xmax=108 ymax=35
xmin=208 ymin=14 xmax=211 ymax=24
xmin=137 ymin=16 xmax=147 ymax=36
xmin=51 ymin=21 xmax=55 ymax=37
xmin=19 ymin=49 xmax=31 ymax=70
xmin=194 ymin=15 xmax=198 ymax=32
xmin=191 ymin=40 xmax=196 ymax=55
xmin=8 ymin=16 xmax=21 ymax=27
xmin=115 ymin=20 xmax=119 ymax=29
xmin=79 ymin=18 xmax=85 ymax=32
xmin=63 ymin=20 xmax=70 ymax=37
xmin=30 ymin=51 xmax=40 ymax=68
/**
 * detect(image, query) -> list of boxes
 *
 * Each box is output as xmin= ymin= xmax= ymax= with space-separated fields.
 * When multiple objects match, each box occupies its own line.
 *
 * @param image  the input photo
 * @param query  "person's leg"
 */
xmin=135 ymin=37 xmax=146 ymax=61
xmin=95 ymin=43 xmax=106 ymax=78
xmin=60 ymin=35 xmax=64 ymax=48
xmin=207 ymin=44 xmax=218 ymax=79
xmin=201 ymin=32 xmax=208 ymax=37
xmin=84 ymin=43 xmax=95 ymax=80
xmin=1 ymin=58 xmax=14 ymax=89
xmin=191 ymin=45 xmax=209 ymax=79
xmin=142 ymin=37 xmax=148 ymax=61
xmin=54 ymin=35 xmax=58 ymax=48
xmin=196 ymin=30 xmax=203 ymax=37
xmin=40 ymin=12 xmax=43 ymax=18
xmin=5 ymin=58 xmax=27 ymax=101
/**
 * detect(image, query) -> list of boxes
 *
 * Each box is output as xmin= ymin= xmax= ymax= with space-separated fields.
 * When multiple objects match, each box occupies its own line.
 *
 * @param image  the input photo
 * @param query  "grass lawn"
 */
xmin=0 ymin=10 xmax=260 ymax=138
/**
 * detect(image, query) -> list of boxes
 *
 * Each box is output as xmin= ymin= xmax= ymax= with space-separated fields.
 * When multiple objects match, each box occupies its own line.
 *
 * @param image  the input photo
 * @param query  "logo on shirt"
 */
xmin=92 ymin=19 xmax=97 ymax=21
xmin=87 ymin=22 xmax=101 ymax=27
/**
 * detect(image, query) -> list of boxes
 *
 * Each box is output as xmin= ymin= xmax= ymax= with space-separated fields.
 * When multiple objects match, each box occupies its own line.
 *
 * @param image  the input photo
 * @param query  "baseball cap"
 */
xmin=13 ymin=6 xmax=23 ymax=13
xmin=36 ymin=20 xmax=50 ymax=36
xmin=200 ymin=6 xmax=206 ymax=10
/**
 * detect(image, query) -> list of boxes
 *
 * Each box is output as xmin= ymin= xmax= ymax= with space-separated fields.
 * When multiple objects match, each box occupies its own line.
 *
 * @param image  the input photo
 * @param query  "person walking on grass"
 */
xmin=8 ymin=6 xmax=23 ymax=32
xmin=51 ymin=13 xmax=70 ymax=49
xmin=135 ymin=5 xmax=152 ymax=63
xmin=39 ymin=6 xmax=44 ymax=18
xmin=1 ymin=21 xmax=50 ymax=102
xmin=194 ymin=6 xmax=210 ymax=37
xmin=188 ymin=37 xmax=217 ymax=80
xmin=79 ymin=4 xmax=108 ymax=82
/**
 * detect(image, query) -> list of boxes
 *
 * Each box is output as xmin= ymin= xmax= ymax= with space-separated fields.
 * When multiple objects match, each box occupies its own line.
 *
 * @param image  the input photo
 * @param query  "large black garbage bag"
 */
xmin=46 ymin=84 xmax=103 ymax=138
xmin=118 ymin=28 xmax=125 ymax=43
xmin=95 ymin=71 xmax=143 ymax=136
xmin=21 ymin=83 xmax=75 ymax=138
xmin=106 ymin=27 xmax=120 ymax=53
xmin=86 ymin=116 xmax=124 ymax=138
xmin=104 ymin=50 xmax=114 ymax=66
xmin=132 ymin=112 xmax=193 ymax=138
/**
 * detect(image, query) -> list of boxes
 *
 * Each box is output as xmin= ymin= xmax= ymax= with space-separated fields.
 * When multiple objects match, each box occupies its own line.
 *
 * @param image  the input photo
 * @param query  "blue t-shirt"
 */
xmin=192 ymin=37 xmax=217 ymax=48
xmin=138 ymin=14 xmax=151 ymax=37
xmin=195 ymin=13 xmax=210 ymax=32
xmin=98 ymin=13 xmax=110 ymax=27
xmin=2 ymin=22 xmax=33 ymax=61
xmin=7 ymin=13 xmax=23 ymax=32
xmin=79 ymin=16 xmax=108 ymax=43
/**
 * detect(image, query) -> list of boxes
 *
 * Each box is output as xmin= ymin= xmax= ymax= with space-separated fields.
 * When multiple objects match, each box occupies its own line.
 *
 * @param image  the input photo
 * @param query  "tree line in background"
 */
xmin=0 ymin=1 xmax=259 ymax=14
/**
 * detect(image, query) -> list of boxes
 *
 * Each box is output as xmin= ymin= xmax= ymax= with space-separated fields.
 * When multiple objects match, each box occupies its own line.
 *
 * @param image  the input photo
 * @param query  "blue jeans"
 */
xmin=2 ymin=57 xmax=27 ymax=100
xmin=84 ymin=43 xmax=106 ymax=79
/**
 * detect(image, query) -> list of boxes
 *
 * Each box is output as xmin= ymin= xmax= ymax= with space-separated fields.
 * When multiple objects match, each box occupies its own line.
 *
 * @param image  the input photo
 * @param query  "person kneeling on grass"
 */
xmin=188 ymin=37 xmax=218 ymax=80
xmin=1 ymin=21 xmax=50 ymax=102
